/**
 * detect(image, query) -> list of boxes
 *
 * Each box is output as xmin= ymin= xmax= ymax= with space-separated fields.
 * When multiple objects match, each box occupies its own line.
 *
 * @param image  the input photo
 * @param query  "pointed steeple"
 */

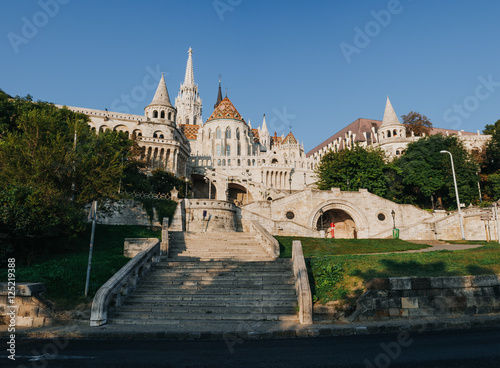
xmin=184 ymin=47 xmax=194 ymax=85
xmin=214 ymin=75 xmax=223 ymax=109
xmin=261 ymin=114 xmax=269 ymax=134
xmin=150 ymin=73 xmax=173 ymax=107
xmin=380 ymin=96 xmax=401 ymax=127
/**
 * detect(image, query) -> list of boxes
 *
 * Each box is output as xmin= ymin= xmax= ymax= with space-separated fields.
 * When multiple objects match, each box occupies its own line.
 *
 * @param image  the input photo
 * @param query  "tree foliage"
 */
xmin=315 ymin=144 xmax=390 ymax=198
xmin=0 ymin=91 xmax=134 ymax=253
xmin=394 ymin=134 xmax=479 ymax=208
xmin=401 ymin=111 xmax=433 ymax=137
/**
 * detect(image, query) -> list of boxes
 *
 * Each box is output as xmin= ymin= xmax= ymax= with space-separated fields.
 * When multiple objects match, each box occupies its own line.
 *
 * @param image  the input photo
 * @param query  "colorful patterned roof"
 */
xmin=180 ymin=124 xmax=199 ymax=140
xmin=282 ymin=131 xmax=297 ymax=145
xmin=251 ymin=128 xmax=260 ymax=143
xmin=206 ymin=97 xmax=245 ymax=123
xmin=271 ymin=132 xmax=282 ymax=146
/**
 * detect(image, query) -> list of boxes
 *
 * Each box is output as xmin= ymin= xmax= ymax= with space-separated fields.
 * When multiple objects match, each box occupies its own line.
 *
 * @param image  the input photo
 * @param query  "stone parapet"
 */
xmin=349 ymin=275 xmax=500 ymax=322
xmin=0 ymin=283 xmax=52 ymax=327
xmin=185 ymin=199 xmax=236 ymax=232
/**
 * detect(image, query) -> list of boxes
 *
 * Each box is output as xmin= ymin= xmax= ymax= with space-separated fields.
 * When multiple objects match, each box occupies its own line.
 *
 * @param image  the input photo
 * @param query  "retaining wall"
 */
xmin=349 ymin=275 xmax=500 ymax=322
xmin=0 ymin=283 xmax=52 ymax=327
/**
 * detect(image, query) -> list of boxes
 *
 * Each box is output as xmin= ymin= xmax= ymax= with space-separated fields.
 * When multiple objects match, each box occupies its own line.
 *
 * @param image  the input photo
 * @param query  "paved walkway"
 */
xmin=363 ymin=240 xmax=484 ymax=256
xmin=2 ymin=314 xmax=500 ymax=340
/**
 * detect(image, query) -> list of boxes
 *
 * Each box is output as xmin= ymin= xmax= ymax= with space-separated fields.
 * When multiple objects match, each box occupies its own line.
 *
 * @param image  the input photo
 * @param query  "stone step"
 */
xmin=168 ymin=257 xmax=275 ymax=262
xmin=135 ymin=283 xmax=296 ymax=291
xmin=145 ymin=275 xmax=294 ymax=282
xmin=156 ymin=260 xmax=292 ymax=267
xmin=117 ymin=304 xmax=297 ymax=314
xmin=141 ymin=280 xmax=295 ymax=287
xmin=151 ymin=270 xmax=293 ymax=276
xmin=124 ymin=297 xmax=296 ymax=306
xmin=111 ymin=311 xmax=298 ymax=322
xmin=133 ymin=289 xmax=297 ymax=297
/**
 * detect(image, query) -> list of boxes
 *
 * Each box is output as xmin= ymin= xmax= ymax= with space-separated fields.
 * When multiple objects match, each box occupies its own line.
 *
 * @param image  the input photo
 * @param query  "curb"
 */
xmin=3 ymin=315 xmax=500 ymax=341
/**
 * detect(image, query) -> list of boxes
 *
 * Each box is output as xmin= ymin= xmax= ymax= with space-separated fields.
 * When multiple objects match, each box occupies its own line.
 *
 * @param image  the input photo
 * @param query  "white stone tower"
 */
xmin=377 ymin=96 xmax=408 ymax=158
xmin=144 ymin=73 xmax=176 ymax=123
xmin=259 ymin=114 xmax=271 ymax=151
xmin=175 ymin=47 xmax=203 ymax=126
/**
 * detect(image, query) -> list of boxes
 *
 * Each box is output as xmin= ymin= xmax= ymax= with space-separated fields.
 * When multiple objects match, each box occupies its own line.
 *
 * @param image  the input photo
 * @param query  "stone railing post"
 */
xmin=161 ymin=217 xmax=169 ymax=256
xmin=292 ymin=240 xmax=313 ymax=324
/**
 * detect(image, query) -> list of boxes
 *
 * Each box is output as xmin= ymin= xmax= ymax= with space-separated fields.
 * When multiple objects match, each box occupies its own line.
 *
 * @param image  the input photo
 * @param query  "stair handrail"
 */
xmin=250 ymin=220 xmax=280 ymax=259
xmin=292 ymin=240 xmax=313 ymax=324
xmin=90 ymin=239 xmax=160 ymax=326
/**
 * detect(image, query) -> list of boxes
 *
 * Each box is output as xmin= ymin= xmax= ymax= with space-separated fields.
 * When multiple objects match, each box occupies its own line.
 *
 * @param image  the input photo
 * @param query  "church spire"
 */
xmin=150 ymin=73 xmax=173 ymax=107
xmin=184 ymin=47 xmax=194 ymax=85
xmin=214 ymin=75 xmax=223 ymax=109
xmin=380 ymin=96 xmax=401 ymax=127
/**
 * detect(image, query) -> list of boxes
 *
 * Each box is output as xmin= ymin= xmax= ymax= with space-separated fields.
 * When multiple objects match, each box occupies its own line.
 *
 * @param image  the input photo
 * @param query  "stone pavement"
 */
xmin=363 ymin=240 xmax=484 ymax=256
xmin=2 ymin=314 xmax=500 ymax=340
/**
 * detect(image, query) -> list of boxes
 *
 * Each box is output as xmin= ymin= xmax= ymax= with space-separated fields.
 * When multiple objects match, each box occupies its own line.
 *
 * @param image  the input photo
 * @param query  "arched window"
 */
xmin=387 ymin=130 xmax=391 ymax=138
xmin=237 ymin=159 xmax=241 ymax=166
xmin=252 ymin=159 xmax=255 ymax=166
xmin=186 ymin=117 xmax=190 ymax=125
xmin=160 ymin=111 xmax=165 ymax=118
xmin=271 ymin=158 xmax=278 ymax=164
xmin=237 ymin=143 xmax=241 ymax=156
xmin=153 ymin=132 xmax=158 ymax=138
xmin=393 ymin=129 xmax=397 ymax=137
xmin=168 ymin=112 xmax=172 ymax=120
xmin=225 ymin=128 xmax=231 ymax=139
xmin=247 ymin=159 xmax=251 ymax=166
xmin=226 ymin=144 xmax=231 ymax=156
xmin=216 ymin=127 xmax=221 ymax=139
xmin=222 ymin=159 xmax=226 ymax=166
xmin=159 ymin=134 xmax=164 ymax=139
xmin=396 ymin=150 xmax=400 ymax=155
xmin=216 ymin=144 xmax=221 ymax=156
xmin=236 ymin=128 xmax=240 ymax=140
xmin=208 ymin=129 xmax=212 ymax=139
xmin=153 ymin=110 xmax=158 ymax=118
xmin=218 ymin=159 xmax=221 ymax=166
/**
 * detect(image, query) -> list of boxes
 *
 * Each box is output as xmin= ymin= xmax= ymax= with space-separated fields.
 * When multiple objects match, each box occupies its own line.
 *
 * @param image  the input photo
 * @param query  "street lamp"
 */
xmin=185 ymin=177 xmax=189 ymax=199
xmin=204 ymin=168 xmax=211 ymax=199
xmin=318 ymin=208 xmax=324 ymax=231
xmin=303 ymin=172 xmax=306 ymax=185
xmin=289 ymin=174 xmax=292 ymax=194
xmin=440 ymin=150 xmax=465 ymax=240
xmin=391 ymin=209 xmax=396 ymax=230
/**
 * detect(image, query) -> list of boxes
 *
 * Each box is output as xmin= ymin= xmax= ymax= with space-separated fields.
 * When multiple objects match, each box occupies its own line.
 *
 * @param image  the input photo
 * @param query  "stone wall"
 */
xmin=124 ymin=238 xmax=160 ymax=258
xmin=184 ymin=199 xmax=237 ymax=232
xmin=348 ymin=275 xmax=500 ymax=322
xmin=0 ymin=283 xmax=52 ymax=327
xmin=96 ymin=200 xmax=162 ymax=227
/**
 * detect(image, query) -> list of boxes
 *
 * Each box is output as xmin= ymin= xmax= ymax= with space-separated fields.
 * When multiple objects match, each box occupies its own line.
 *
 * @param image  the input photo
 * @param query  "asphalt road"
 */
xmin=4 ymin=327 xmax=500 ymax=368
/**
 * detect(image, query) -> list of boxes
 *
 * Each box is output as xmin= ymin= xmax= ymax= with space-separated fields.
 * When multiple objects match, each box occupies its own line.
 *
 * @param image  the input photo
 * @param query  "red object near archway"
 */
xmin=330 ymin=222 xmax=335 ymax=238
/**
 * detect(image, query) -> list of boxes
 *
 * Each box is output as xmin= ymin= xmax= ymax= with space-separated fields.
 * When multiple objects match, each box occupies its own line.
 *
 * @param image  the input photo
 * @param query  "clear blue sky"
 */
xmin=1 ymin=0 xmax=500 ymax=151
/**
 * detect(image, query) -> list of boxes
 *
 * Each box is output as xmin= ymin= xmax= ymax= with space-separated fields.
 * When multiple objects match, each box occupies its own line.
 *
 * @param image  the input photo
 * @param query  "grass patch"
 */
xmin=275 ymin=236 xmax=430 ymax=258
xmin=311 ymin=242 xmax=499 ymax=304
xmin=0 ymin=225 xmax=160 ymax=310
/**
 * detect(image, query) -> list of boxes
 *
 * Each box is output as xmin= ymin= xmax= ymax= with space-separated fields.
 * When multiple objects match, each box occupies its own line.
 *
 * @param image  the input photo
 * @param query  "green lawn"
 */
xmin=275 ymin=236 xmax=500 ymax=304
xmin=0 ymin=225 xmax=160 ymax=310
xmin=309 ymin=242 xmax=500 ymax=304
xmin=275 ymin=236 xmax=430 ymax=258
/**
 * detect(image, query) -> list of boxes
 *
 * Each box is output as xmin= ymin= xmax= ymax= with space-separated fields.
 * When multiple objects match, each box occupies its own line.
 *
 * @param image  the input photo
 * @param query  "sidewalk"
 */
xmin=2 ymin=314 xmax=500 ymax=340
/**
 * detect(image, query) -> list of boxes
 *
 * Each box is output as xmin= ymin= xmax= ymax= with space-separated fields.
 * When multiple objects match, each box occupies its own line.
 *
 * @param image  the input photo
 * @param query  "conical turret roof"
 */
xmin=184 ymin=47 xmax=194 ymax=85
xmin=380 ymin=96 xmax=401 ymax=128
xmin=150 ymin=73 xmax=173 ymax=107
xmin=282 ymin=131 xmax=298 ymax=145
xmin=206 ymin=97 xmax=245 ymax=123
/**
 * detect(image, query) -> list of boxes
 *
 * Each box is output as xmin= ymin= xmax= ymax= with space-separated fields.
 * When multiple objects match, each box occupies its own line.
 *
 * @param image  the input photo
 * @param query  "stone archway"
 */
xmin=309 ymin=200 xmax=369 ymax=238
xmin=316 ymin=209 xmax=357 ymax=239
xmin=227 ymin=183 xmax=252 ymax=205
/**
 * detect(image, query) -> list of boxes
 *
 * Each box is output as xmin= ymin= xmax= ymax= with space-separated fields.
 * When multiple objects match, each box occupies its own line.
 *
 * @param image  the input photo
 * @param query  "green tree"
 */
xmin=394 ymin=134 xmax=479 ymax=209
xmin=0 ymin=95 xmax=134 ymax=258
xmin=315 ymin=144 xmax=389 ymax=197
xmin=482 ymin=119 xmax=500 ymax=175
xmin=401 ymin=111 xmax=433 ymax=137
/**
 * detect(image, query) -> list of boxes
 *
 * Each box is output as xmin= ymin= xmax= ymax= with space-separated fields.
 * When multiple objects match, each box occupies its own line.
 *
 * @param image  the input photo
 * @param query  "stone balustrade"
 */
xmin=249 ymin=220 xmax=280 ymax=259
xmin=90 ymin=239 xmax=160 ymax=326
xmin=292 ymin=240 xmax=313 ymax=324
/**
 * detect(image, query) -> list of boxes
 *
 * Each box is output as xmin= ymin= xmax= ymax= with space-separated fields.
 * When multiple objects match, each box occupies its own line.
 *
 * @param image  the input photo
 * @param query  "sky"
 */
xmin=1 ymin=0 xmax=500 ymax=152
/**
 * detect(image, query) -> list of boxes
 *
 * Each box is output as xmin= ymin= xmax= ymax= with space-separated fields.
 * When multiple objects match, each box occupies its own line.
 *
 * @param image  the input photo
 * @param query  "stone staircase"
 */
xmin=108 ymin=232 xmax=298 ymax=325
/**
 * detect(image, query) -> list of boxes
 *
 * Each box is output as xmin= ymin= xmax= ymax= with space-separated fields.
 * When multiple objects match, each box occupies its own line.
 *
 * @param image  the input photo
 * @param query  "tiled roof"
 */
xmin=251 ymin=128 xmax=260 ymax=143
xmin=282 ymin=131 xmax=297 ymax=145
xmin=206 ymin=97 xmax=245 ymax=123
xmin=180 ymin=124 xmax=199 ymax=140
xmin=271 ymin=132 xmax=282 ymax=146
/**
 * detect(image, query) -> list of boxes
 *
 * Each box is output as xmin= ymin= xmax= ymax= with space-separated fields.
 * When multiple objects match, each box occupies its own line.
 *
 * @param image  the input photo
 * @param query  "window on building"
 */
xmin=236 ymin=128 xmax=240 ymax=140
xmin=216 ymin=144 xmax=221 ymax=156
xmin=153 ymin=110 xmax=158 ymax=118
xmin=216 ymin=128 xmax=221 ymax=139
xmin=160 ymin=111 xmax=165 ymax=118
xmin=226 ymin=144 xmax=231 ymax=156
xmin=226 ymin=128 xmax=231 ymax=139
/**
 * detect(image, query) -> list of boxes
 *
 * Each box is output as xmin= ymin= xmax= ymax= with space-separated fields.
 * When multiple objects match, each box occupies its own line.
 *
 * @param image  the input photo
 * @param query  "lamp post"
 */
xmin=185 ymin=177 xmax=189 ymax=199
xmin=440 ymin=150 xmax=465 ymax=240
xmin=204 ymin=168 xmax=211 ymax=199
xmin=289 ymin=174 xmax=292 ymax=194
xmin=391 ymin=209 xmax=396 ymax=230
xmin=318 ymin=208 xmax=324 ymax=231
xmin=304 ymin=172 xmax=306 ymax=185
